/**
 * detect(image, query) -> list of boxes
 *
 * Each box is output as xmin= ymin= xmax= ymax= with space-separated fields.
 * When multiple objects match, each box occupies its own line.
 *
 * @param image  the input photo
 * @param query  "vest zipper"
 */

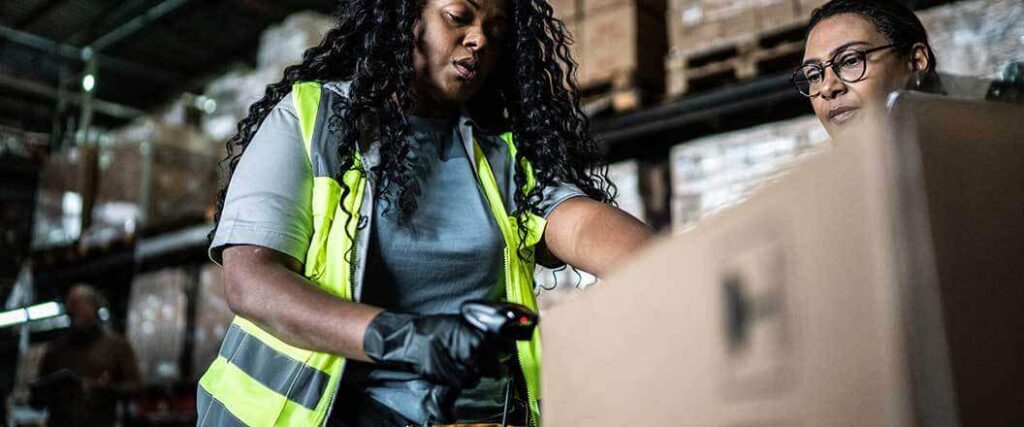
xmin=505 ymin=247 xmax=538 ymax=427
xmin=321 ymin=176 xmax=368 ymax=426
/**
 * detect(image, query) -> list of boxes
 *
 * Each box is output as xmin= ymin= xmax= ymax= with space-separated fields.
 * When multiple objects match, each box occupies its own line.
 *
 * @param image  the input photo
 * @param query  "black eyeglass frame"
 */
xmin=791 ymin=43 xmax=898 ymax=98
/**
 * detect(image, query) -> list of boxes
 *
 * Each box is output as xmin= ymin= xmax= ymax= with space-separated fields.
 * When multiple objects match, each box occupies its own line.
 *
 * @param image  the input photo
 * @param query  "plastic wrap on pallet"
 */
xmin=126 ymin=268 xmax=189 ymax=385
xmin=31 ymin=146 xmax=93 ymax=249
xmin=110 ymin=116 xmax=220 ymax=158
xmin=192 ymin=264 xmax=234 ymax=381
xmin=670 ymin=115 xmax=826 ymax=231
xmin=256 ymin=11 xmax=335 ymax=75
xmin=201 ymin=67 xmax=279 ymax=143
xmin=89 ymin=140 xmax=218 ymax=242
xmin=918 ymin=0 xmax=1024 ymax=79
xmin=607 ymin=159 xmax=647 ymax=223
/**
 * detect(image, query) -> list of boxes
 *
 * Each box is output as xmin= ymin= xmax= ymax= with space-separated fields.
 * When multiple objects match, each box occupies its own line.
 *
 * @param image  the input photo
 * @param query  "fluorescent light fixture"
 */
xmin=0 ymin=309 xmax=28 ymax=328
xmin=0 ymin=301 xmax=65 ymax=328
xmin=27 ymin=302 xmax=61 ymax=320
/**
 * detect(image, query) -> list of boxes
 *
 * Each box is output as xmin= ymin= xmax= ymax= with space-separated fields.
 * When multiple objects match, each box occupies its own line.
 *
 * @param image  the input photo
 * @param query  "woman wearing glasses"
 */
xmin=793 ymin=0 xmax=942 ymax=136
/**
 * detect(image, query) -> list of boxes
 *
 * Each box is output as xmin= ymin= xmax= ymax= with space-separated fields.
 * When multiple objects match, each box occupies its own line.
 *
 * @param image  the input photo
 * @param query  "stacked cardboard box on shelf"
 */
xmin=669 ymin=115 xmax=827 ymax=231
xmin=553 ymin=0 xmax=668 ymax=111
xmin=126 ymin=268 xmax=189 ymax=385
xmin=256 ymin=11 xmax=336 ymax=79
xmin=31 ymin=146 xmax=96 ymax=249
xmin=83 ymin=121 xmax=219 ymax=246
xmin=665 ymin=0 xmax=810 ymax=97
xmin=192 ymin=264 xmax=234 ymax=382
xmin=200 ymin=12 xmax=334 ymax=144
xmin=919 ymin=0 xmax=1024 ymax=79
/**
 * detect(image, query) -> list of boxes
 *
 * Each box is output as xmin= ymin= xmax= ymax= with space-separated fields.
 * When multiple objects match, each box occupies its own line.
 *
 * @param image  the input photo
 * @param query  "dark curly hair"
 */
xmin=210 ymin=0 xmax=614 ymax=261
xmin=808 ymin=0 xmax=943 ymax=93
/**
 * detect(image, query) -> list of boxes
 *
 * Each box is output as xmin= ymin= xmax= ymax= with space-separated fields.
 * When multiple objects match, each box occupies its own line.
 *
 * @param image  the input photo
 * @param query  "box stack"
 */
xmin=126 ymin=268 xmax=189 ymax=385
xmin=200 ymin=12 xmax=334 ymax=143
xmin=919 ymin=0 xmax=1024 ymax=79
xmin=552 ymin=0 xmax=668 ymax=112
xmin=666 ymin=0 xmax=806 ymax=97
xmin=86 ymin=129 xmax=219 ymax=245
xmin=191 ymin=264 xmax=234 ymax=381
xmin=32 ymin=145 xmax=95 ymax=249
xmin=256 ymin=11 xmax=336 ymax=79
xmin=669 ymin=115 xmax=827 ymax=231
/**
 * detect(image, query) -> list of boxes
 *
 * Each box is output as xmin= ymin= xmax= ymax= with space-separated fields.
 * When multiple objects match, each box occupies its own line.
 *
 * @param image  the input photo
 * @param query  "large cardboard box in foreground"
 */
xmin=542 ymin=93 xmax=1023 ymax=426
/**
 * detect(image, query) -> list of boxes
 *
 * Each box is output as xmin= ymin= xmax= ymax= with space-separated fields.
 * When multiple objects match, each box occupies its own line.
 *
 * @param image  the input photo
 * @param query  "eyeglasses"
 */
xmin=791 ymin=44 xmax=896 ymax=97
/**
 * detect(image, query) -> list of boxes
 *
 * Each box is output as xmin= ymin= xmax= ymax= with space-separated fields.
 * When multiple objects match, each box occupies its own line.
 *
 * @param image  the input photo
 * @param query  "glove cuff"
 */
xmin=363 ymin=311 xmax=414 ymax=364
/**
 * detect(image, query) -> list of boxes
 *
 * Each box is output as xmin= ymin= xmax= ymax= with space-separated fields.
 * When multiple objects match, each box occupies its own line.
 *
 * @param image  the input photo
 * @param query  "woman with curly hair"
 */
xmin=196 ymin=0 xmax=653 ymax=426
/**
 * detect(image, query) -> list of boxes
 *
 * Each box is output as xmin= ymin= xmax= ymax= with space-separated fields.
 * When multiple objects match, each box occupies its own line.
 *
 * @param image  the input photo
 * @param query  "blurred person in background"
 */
xmin=794 ymin=0 xmax=943 ymax=137
xmin=31 ymin=284 xmax=141 ymax=427
xmin=199 ymin=0 xmax=652 ymax=426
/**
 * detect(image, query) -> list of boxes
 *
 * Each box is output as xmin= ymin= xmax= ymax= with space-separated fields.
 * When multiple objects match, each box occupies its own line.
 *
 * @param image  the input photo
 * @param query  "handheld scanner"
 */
xmin=460 ymin=301 xmax=538 ymax=341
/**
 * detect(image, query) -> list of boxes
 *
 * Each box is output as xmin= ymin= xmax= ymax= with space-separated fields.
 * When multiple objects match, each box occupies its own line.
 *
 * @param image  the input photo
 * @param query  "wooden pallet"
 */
xmin=667 ymin=22 xmax=807 ymax=98
xmin=580 ymin=70 xmax=648 ymax=114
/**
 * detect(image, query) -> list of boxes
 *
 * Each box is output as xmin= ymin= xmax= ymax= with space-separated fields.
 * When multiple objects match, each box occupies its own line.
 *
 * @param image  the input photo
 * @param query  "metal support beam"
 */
xmin=13 ymin=0 xmax=72 ymax=29
xmin=90 ymin=0 xmax=191 ymax=51
xmin=0 ymin=25 xmax=181 ymax=84
xmin=0 ymin=73 xmax=144 ymax=120
xmin=63 ymin=0 xmax=147 ymax=46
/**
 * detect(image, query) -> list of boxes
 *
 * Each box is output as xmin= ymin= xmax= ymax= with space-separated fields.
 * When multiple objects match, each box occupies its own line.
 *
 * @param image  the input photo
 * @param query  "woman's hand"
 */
xmin=363 ymin=312 xmax=499 ymax=422
xmin=363 ymin=312 xmax=496 ymax=388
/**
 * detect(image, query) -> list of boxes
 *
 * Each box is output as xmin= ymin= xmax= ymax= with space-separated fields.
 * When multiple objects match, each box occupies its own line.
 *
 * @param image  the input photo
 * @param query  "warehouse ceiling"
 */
xmin=0 ymin=0 xmax=332 ymax=133
xmin=0 ymin=0 xmax=959 ymax=136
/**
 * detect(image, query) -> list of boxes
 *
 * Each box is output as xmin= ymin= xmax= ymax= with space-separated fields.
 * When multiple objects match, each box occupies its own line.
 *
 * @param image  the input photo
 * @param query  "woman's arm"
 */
xmin=221 ymin=245 xmax=383 ymax=362
xmin=542 ymin=197 xmax=655 ymax=278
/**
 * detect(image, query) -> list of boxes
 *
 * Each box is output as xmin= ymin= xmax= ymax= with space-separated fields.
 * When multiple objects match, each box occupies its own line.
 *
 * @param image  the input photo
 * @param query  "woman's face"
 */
xmin=803 ymin=14 xmax=913 ymax=136
xmin=412 ymin=0 xmax=507 ymax=115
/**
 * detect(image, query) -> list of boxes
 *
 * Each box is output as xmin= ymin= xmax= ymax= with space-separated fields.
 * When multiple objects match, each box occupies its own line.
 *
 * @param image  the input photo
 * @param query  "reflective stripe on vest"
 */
xmin=198 ymin=81 xmax=545 ymax=426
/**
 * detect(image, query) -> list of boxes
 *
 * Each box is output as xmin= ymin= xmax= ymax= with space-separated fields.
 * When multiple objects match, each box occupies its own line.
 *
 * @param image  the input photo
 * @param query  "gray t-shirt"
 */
xmin=210 ymin=93 xmax=586 ymax=424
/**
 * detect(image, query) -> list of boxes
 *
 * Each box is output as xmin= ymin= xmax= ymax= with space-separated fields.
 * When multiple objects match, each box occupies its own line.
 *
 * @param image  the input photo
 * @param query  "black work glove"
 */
xmin=363 ymin=312 xmax=498 ymax=389
xmin=363 ymin=312 xmax=499 ymax=423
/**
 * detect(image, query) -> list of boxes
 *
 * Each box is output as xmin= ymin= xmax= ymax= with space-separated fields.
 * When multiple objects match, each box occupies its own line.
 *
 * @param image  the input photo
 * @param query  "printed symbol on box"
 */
xmin=720 ymin=239 xmax=791 ymax=398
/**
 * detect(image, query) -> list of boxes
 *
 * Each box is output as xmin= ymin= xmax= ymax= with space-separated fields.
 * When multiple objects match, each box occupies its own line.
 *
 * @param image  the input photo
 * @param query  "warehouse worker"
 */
xmin=32 ymin=284 xmax=141 ymax=427
xmin=197 ymin=0 xmax=653 ymax=426
xmin=794 ymin=0 xmax=942 ymax=137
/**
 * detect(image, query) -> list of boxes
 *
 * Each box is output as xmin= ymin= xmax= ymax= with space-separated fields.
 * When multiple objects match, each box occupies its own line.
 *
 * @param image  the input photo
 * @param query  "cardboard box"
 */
xmin=192 ymin=264 xmax=234 ymax=382
xmin=549 ymin=0 xmax=581 ymax=20
xmin=32 ymin=146 xmax=96 ymax=249
xmin=918 ymin=0 xmax=1024 ymax=78
xmin=578 ymin=2 xmax=667 ymax=92
xmin=583 ymin=0 xmax=667 ymax=15
xmin=127 ymin=268 xmax=189 ymax=385
xmin=543 ymin=94 xmax=1024 ymax=426
xmin=607 ymin=160 xmax=646 ymax=223
xmin=797 ymin=0 xmax=827 ymax=15
xmin=256 ymin=11 xmax=335 ymax=75
xmin=90 ymin=140 xmax=218 ymax=239
xmin=756 ymin=0 xmax=800 ymax=31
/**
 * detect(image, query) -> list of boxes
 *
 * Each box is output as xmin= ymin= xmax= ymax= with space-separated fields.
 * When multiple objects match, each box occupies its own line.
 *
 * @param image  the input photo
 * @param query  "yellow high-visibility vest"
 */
xmin=197 ymin=81 xmax=545 ymax=426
